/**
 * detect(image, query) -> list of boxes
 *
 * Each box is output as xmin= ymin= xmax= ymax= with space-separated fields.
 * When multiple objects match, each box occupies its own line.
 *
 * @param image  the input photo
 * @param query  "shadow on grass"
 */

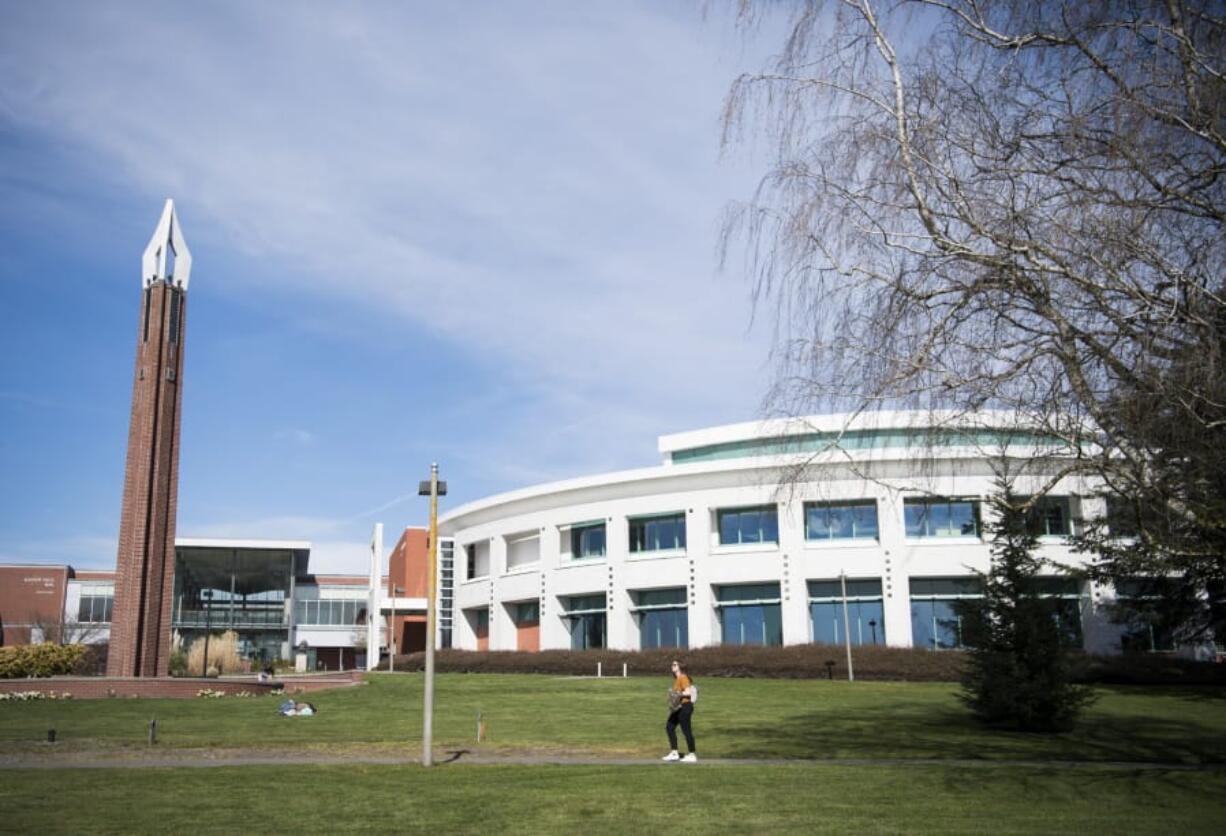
xmin=716 ymin=693 xmax=1226 ymax=764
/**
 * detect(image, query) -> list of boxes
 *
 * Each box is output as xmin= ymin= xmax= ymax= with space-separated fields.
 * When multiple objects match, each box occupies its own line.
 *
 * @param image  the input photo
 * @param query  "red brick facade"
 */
xmin=388 ymin=528 xmax=428 ymax=653
xmin=0 ymin=566 xmax=70 ymax=646
xmin=106 ymin=282 xmax=187 ymax=677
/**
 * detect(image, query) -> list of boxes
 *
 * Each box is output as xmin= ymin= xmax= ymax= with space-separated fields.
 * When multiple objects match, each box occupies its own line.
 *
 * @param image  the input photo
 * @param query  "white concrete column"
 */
xmin=686 ymin=505 xmax=715 ymax=648
xmin=877 ymin=490 xmax=914 ymax=647
xmin=778 ymin=496 xmax=810 ymax=645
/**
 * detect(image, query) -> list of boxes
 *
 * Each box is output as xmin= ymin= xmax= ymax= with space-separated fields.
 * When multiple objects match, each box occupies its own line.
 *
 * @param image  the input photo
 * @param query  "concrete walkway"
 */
xmin=1 ymin=748 xmax=1220 ymax=772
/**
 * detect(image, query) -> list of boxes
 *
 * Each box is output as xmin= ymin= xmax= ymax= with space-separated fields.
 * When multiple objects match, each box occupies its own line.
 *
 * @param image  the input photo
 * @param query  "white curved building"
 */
xmin=439 ymin=412 xmax=1138 ymax=655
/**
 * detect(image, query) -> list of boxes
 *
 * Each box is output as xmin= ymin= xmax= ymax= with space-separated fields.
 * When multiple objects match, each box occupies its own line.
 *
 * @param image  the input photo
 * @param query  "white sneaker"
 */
xmin=682 ymin=753 xmax=698 ymax=763
xmin=662 ymin=750 xmax=680 ymax=762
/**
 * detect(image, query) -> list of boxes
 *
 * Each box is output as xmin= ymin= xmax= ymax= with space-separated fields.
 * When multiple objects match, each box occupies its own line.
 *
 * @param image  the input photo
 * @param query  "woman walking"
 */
xmin=662 ymin=659 xmax=697 ymax=762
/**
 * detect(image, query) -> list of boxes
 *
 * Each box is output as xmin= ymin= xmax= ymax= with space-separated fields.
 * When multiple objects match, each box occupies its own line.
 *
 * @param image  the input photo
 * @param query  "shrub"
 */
xmin=393 ymin=643 xmax=967 ymax=681
xmin=73 ymin=643 xmax=108 ymax=676
xmin=185 ymin=631 xmax=245 ymax=676
xmin=0 ymin=643 xmax=87 ymax=678
xmin=168 ymin=648 xmax=188 ymax=677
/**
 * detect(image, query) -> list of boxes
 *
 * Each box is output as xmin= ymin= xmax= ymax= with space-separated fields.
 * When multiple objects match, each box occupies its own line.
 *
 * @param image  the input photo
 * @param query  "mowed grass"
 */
xmin=1 ymin=762 xmax=1224 ymax=835
xmin=1 ymin=673 xmax=1224 ymax=764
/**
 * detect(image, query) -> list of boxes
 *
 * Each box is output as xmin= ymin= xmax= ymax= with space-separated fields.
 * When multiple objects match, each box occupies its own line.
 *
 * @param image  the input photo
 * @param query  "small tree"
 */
xmin=961 ymin=480 xmax=1093 ymax=732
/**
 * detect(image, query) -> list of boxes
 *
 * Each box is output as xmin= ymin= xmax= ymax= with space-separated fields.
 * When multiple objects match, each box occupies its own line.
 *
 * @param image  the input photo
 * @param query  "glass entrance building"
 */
xmin=172 ymin=541 xmax=308 ymax=663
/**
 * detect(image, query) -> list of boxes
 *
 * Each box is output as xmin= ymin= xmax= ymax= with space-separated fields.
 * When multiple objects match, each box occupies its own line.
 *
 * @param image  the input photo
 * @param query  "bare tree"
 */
xmin=722 ymin=0 xmax=1226 ymax=628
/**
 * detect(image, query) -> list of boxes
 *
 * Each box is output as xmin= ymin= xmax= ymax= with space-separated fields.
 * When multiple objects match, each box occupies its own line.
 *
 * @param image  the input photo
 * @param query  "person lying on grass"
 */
xmin=278 ymin=699 xmax=316 ymax=716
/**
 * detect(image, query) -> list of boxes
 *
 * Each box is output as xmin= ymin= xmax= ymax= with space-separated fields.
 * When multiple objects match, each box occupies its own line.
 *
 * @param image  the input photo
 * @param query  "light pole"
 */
xmin=418 ymin=463 xmax=446 ymax=767
xmin=839 ymin=572 xmax=855 ymax=682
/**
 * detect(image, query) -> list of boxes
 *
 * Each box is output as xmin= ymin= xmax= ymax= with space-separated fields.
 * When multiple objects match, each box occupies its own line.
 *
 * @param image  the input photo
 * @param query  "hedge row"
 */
xmin=0 ymin=643 xmax=87 ymax=678
xmin=392 ymin=644 xmax=1226 ymax=686
xmin=393 ymin=644 xmax=966 ymax=681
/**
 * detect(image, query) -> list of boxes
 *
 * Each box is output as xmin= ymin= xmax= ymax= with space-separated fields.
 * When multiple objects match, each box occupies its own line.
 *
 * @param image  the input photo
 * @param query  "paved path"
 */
xmin=1 ymin=749 xmax=1220 ymax=771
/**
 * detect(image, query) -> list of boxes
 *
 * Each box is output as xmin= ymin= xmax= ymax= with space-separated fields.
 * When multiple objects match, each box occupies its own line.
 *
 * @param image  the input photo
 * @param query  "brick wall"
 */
xmin=0 ymin=670 xmax=363 ymax=699
xmin=108 ymin=282 xmax=186 ymax=678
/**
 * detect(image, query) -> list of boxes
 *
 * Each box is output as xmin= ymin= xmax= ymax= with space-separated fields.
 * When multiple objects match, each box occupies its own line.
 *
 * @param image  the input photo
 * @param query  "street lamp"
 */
xmin=418 ymin=463 xmax=447 ymax=767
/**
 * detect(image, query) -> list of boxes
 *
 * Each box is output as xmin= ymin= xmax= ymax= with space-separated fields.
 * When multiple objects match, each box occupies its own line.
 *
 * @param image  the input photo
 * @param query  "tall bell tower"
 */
xmin=107 ymin=200 xmax=192 ymax=677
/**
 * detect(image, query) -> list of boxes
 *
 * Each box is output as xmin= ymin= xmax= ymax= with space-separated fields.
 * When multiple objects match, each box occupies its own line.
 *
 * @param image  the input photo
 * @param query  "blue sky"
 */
xmin=0 ymin=2 xmax=781 ymax=572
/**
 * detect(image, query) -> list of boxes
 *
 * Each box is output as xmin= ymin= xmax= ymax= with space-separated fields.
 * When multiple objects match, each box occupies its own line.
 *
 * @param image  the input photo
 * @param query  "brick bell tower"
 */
xmin=107 ymin=200 xmax=192 ymax=677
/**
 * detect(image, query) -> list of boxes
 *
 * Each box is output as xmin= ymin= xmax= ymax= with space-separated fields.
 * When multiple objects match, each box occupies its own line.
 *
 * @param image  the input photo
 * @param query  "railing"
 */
xmin=173 ymin=609 xmax=288 ymax=628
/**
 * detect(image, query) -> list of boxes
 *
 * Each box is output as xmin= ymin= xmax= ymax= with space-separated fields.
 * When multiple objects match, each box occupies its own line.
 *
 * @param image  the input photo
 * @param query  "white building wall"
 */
xmin=437 ymin=415 xmax=1134 ymax=655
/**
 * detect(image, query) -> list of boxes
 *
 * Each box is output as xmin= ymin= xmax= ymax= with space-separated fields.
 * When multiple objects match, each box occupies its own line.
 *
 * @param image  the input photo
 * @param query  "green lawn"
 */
xmin=1 ymin=762 xmax=1223 ymax=834
xmin=3 ymin=675 xmax=1225 ymax=833
xmin=1 ymin=673 xmax=1224 ymax=764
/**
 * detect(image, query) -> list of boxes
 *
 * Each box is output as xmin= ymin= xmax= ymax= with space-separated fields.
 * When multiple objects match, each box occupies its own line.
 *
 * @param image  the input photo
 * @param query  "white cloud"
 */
xmin=0 ymin=534 xmax=117 ymax=569
xmin=0 ymin=4 xmax=771 ymax=433
xmin=273 ymin=428 xmax=317 ymax=447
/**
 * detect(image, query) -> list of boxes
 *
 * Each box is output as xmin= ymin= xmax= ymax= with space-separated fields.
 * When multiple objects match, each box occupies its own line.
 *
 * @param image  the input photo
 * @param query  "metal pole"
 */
xmin=202 ymin=590 xmax=212 ymax=677
xmin=840 ymin=572 xmax=854 ymax=682
xmin=422 ymin=463 xmax=440 ymax=767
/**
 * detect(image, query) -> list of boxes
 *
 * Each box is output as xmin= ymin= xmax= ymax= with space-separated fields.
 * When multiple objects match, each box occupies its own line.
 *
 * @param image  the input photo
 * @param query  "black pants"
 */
xmin=666 ymin=703 xmax=695 ymax=753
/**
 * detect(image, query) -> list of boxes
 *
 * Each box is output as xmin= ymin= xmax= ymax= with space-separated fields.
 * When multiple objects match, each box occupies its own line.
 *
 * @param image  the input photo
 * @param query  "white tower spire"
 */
xmin=141 ymin=198 xmax=192 ymax=291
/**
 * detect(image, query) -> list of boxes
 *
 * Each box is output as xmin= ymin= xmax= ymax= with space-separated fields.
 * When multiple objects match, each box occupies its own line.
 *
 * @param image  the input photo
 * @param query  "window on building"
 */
xmin=715 ymin=583 xmax=783 ymax=646
xmin=717 ymin=506 xmax=779 ymax=546
xmin=904 ymin=498 xmax=981 ymax=538
xmin=909 ymin=577 xmax=983 ymax=649
xmin=505 ymin=533 xmax=540 ymax=572
xmin=808 ymin=579 xmax=885 ymax=645
xmin=804 ymin=501 xmax=879 ymax=541
xmin=562 ymin=593 xmax=606 ymax=649
xmin=465 ymin=541 xmax=490 ymax=579
xmin=514 ymin=602 xmax=540 ymax=625
xmin=77 ymin=593 xmax=114 ymax=623
xmin=631 ymin=588 xmax=688 ymax=649
xmin=1027 ymin=577 xmax=1086 ymax=646
xmin=569 ymin=522 xmax=606 ymax=560
xmin=1026 ymin=496 xmax=1074 ymax=537
xmin=1105 ymin=495 xmax=1140 ymax=539
xmin=629 ymin=513 xmax=687 ymax=553
xmin=472 ymin=608 xmax=490 ymax=646
xmin=439 ymin=538 xmax=454 ymax=649
xmin=294 ymin=598 xmax=361 ymax=626
xmin=1112 ymin=578 xmax=1178 ymax=652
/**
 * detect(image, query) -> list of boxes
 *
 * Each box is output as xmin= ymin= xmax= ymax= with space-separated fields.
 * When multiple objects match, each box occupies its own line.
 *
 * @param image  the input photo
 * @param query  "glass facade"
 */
xmin=716 ymin=583 xmax=782 ymax=646
xmin=173 ymin=545 xmax=296 ymax=663
xmin=564 ymin=593 xmax=607 ymax=649
xmin=1027 ymin=496 xmax=1073 ymax=537
xmin=805 ymin=501 xmax=878 ymax=541
xmin=717 ymin=506 xmax=779 ymax=546
xmin=670 ymin=427 xmax=1065 ymax=464
xmin=77 ymin=593 xmax=114 ymax=623
xmin=295 ymin=598 xmax=363 ymax=626
xmin=904 ymin=499 xmax=981 ymax=538
xmin=1106 ymin=496 xmax=1140 ymax=538
xmin=632 ymin=588 xmax=688 ymax=649
xmin=808 ymin=579 xmax=885 ymax=645
xmin=1113 ymin=578 xmax=1178 ymax=652
xmin=629 ymin=513 xmax=686 ymax=553
xmin=909 ymin=577 xmax=983 ymax=649
xmin=439 ymin=539 xmax=454 ymax=649
xmin=570 ymin=523 xmax=606 ymax=559
xmin=1028 ymin=577 xmax=1085 ymax=646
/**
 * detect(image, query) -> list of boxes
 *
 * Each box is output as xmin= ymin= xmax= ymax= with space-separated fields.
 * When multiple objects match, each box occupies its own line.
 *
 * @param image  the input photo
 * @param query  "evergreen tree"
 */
xmin=960 ymin=481 xmax=1094 ymax=732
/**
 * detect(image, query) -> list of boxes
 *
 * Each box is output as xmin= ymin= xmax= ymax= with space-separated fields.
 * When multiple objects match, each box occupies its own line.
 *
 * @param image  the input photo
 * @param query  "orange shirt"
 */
xmin=673 ymin=674 xmax=692 ymax=703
